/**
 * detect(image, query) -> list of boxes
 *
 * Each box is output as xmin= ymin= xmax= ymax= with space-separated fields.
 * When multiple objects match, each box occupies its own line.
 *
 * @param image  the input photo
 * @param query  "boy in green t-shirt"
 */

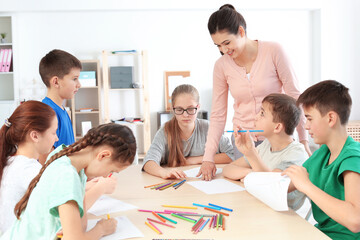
xmin=283 ymin=80 xmax=360 ymax=240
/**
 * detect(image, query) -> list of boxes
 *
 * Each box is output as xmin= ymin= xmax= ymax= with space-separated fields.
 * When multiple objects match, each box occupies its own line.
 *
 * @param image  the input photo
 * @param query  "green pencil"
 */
xmin=157 ymin=213 xmax=177 ymax=224
xmin=171 ymin=213 xmax=196 ymax=223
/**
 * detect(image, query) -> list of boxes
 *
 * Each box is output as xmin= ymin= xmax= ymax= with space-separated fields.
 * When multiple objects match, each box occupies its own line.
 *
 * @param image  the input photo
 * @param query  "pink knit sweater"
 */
xmin=204 ymin=41 xmax=308 ymax=162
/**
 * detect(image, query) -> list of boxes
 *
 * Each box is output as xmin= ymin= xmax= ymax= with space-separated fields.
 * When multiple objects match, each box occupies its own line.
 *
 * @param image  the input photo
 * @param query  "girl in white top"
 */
xmin=0 ymin=101 xmax=58 ymax=234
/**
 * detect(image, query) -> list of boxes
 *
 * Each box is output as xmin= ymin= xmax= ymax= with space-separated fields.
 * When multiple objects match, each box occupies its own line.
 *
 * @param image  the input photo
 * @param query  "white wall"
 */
xmin=0 ymin=0 xmax=359 ymax=144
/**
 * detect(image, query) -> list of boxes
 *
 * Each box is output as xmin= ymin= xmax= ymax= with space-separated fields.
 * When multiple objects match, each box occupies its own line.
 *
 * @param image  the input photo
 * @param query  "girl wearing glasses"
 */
xmin=142 ymin=84 xmax=234 ymax=179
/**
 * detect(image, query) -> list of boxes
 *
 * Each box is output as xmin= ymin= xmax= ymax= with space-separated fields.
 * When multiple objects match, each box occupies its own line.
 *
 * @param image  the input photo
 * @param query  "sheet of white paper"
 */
xmin=244 ymin=172 xmax=290 ymax=211
xmin=88 ymin=195 xmax=138 ymax=216
xmin=87 ymin=216 xmax=144 ymax=240
xmin=184 ymin=167 xmax=223 ymax=178
xmin=187 ymin=179 xmax=245 ymax=194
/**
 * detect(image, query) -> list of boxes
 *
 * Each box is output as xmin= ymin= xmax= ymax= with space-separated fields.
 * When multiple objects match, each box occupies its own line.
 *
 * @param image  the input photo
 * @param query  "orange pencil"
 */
xmin=222 ymin=217 xmax=225 ymax=230
xmin=144 ymin=181 xmax=168 ymax=188
xmin=152 ymin=211 xmax=166 ymax=222
xmin=204 ymin=207 xmax=230 ymax=216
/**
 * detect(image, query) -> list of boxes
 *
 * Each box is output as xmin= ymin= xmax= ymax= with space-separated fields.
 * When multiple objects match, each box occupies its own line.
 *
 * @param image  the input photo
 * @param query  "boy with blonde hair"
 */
xmin=283 ymin=80 xmax=360 ymax=239
xmin=40 ymin=49 xmax=82 ymax=148
xmin=223 ymin=93 xmax=308 ymax=210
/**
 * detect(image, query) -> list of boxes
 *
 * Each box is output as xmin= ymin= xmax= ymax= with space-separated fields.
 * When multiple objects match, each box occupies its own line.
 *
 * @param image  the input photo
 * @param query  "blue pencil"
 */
xmin=193 ymin=203 xmax=221 ymax=210
xmin=224 ymin=130 xmax=264 ymax=133
xmin=208 ymin=203 xmax=233 ymax=212
xmin=173 ymin=179 xmax=186 ymax=188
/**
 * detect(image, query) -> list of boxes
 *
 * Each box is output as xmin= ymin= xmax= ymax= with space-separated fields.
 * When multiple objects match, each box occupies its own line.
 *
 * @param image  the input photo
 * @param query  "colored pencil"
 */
xmin=208 ymin=203 xmax=233 ymax=212
xmin=199 ymin=218 xmax=210 ymax=232
xmin=204 ymin=207 xmax=230 ymax=216
xmin=108 ymin=173 xmax=113 ymax=177
xmin=171 ymin=213 xmax=196 ymax=223
xmin=148 ymin=221 xmax=163 ymax=234
xmin=193 ymin=218 xmax=204 ymax=233
xmin=213 ymin=215 xmax=217 ymax=228
xmin=157 ymin=213 xmax=178 ymax=224
xmin=193 ymin=203 xmax=221 ymax=210
xmin=138 ymin=209 xmax=167 ymax=214
xmin=145 ymin=221 xmax=161 ymax=234
xmin=161 ymin=205 xmax=197 ymax=209
xmin=173 ymin=179 xmax=186 ymax=187
xmin=152 ymin=211 xmax=166 ymax=222
xmin=177 ymin=213 xmax=213 ymax=217
xmin=216 ymin=214 xmax=219 ymax=230
xmin=159 ymin=182 xmax=177 ymax=190
xmin=209 ymin=216 xmax=214 ymax=229
xmin=144 ymin=181 xmax=168 ymax=188
xmin=163 ymin=210 xmax=197 ymax=214
xmin=147 ymin=218 xmax=176 ymax=228
xmin=155 ymin=182 xmax=173 ymax=190
xmin=224 ymin=130 xmax=264 ymax=133
xmin=174 ymin=180 xmax=186 ymax=189
xmin=222 ymin=216 xmax=226 ymax=230
xmin=107 ymin=213 xmax=110 ymax=220
xmin=219 ymin=214 xmax=223 ymax=227
xmin=191 ymin=215 xmax=204 ymax=230
xmin=150 ymin=181 xmax=172 ymax=189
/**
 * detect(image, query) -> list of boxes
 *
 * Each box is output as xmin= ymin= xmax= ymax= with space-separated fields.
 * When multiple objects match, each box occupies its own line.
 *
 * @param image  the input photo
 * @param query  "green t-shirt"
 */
xmin=1 ymin=145 xmax=87 ymax=240
xmin=303 ymin=136 xmax=360 ymax=240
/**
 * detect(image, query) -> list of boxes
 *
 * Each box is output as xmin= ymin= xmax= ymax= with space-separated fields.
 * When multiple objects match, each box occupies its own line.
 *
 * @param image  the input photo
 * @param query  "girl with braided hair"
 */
xmin=1 ymin=123 xmax=137 ymax=240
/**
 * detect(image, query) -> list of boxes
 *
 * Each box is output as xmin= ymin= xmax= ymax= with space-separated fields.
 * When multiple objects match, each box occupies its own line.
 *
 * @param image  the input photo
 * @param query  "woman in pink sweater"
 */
xmin=198 ymin=4 xmax=311 ymax=181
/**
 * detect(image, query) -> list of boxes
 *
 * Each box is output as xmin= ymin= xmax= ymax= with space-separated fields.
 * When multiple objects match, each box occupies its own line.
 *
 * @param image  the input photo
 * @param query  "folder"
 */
xmin=0 ymin=49 xmax=5 ymax=72
xmin=5 ymin=49 xmax=12 ymax=72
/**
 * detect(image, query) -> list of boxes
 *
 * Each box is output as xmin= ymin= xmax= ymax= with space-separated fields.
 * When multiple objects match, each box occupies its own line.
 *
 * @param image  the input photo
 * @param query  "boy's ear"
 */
xmin=29 ymin=130 xmax=40 ymax=143
xmin=273 ymin=123 xmax=283 ymax=134
xmin=96 ymin=149 xmax=112 ymax=161
xmin=327 ymin=111 xmax=338 ymax=127
xmin=50 ymin=76 xmax=60 ymax=88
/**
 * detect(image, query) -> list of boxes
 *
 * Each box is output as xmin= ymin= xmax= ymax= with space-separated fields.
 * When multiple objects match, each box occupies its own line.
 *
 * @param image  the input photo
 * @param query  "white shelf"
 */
xmin=0 ymin=43 xmax=12 ymax=46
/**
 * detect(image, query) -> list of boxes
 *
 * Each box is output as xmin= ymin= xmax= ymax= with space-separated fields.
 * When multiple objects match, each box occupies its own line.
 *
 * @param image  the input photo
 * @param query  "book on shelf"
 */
xmin=111 ymin=117 xmax=143 ymax=124
xmin=0 ymin=48 xmax=12 ymax=72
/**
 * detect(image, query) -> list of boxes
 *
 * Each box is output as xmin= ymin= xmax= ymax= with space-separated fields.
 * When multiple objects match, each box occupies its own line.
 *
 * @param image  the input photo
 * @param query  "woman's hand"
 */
xmin=197 ymin=161 xmax=216 ymax=181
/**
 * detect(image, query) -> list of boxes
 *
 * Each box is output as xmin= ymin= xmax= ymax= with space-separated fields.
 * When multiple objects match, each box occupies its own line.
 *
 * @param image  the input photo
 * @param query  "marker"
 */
xmin=107 ymin=214 xmax=110 ymax=220
xmin=224 ymin=130 xmax=264 ymax=133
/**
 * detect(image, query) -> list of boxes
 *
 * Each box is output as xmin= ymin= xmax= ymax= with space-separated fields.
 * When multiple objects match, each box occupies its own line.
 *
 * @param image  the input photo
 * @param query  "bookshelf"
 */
xmin=0 ymin=16 xmax=14 ymax=101
xmin=102 ymin=50 xmax=151 ymax=159
xmin=69 ymin=60 xmax=102 ymax=141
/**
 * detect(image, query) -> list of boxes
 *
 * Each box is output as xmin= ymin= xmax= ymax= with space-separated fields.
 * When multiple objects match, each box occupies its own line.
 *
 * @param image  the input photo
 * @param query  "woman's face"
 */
xmin=172 ymin=93 xmax=199 ymax=129
xmin=211 ymin=29 xmax=245 ymax=59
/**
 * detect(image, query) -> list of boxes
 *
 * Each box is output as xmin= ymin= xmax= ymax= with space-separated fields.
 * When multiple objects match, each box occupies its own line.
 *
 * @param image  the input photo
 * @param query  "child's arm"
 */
xmin=284 ymin=166 xmax=360 ymax=232
xmin=234 ymin=132 xmax=271 ymax=172
xmin=59 ymin=200 xmax=117 ymax=240
xmin=143 ymin=160 xmax=186 ymax=179
xmin=222 ymin=157 xmax=252 ymax=180
xmin=186 ymin=153 xmax=232 ymax=165
xmin=84 ymin=176 xmax=117 ymax=211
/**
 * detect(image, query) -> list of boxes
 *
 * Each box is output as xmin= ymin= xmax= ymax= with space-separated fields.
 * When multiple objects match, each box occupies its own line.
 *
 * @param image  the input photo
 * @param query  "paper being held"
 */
xmin=244 ymin=172 xmax=290 ymax=211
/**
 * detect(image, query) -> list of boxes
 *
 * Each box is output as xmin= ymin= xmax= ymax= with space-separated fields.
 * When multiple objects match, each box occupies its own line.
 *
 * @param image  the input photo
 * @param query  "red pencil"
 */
xmin=209 ymin=216 xmax=214 ymax=229
xmin=108 ymin=173 xmax=113 ymax=177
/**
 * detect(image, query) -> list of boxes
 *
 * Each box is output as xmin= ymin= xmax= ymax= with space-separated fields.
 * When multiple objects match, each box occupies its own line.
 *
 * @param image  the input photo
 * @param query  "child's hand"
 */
xmin=234 ymin=128 xmax=256 ymax=156
xmin=95 ymin=176 xmax=117 ymax=194
xmin=161 ymin=169 xmax=187 ymax=179
xmin=85 ymin=177 xmax=100 ymax=191
xmin=96 ymin=218 xmax=117 ymax=236
xmin=282 ymin=165 xmax=311 ymax=193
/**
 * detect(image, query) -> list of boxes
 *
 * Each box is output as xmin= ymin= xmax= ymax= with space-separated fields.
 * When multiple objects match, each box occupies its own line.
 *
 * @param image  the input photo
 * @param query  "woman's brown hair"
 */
xmin=14 ymin=123 xmax=136 ymax=218
xmin=0 ymin=101 xmax=56 ymax=186
xmin=164 ymin=84 xmax=199 ymax=167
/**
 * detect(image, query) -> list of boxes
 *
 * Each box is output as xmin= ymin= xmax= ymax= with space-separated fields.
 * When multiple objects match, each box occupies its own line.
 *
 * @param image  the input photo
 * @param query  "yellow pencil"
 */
xmin=107 ymin=214 xmax=110 ymax=220
xmin=161 ymin=205 xmax=198 ymax=209
xmin=145 ymin=221 xmax=161 ymax=234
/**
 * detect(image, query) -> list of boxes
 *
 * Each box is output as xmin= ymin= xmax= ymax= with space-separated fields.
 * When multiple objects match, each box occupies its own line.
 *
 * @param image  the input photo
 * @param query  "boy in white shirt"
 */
xmin=223 ymin=93 xmax=308 ymax=210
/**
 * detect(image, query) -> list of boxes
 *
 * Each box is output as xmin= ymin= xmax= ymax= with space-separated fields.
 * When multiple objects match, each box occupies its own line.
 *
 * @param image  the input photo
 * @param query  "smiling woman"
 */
xmin=199 ymin=4 xmax=312 ymax=181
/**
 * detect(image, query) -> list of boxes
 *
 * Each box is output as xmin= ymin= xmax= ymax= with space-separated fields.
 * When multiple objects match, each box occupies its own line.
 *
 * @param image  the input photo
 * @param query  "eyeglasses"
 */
xmin=173 ymin=107 xmax=198 ymax=115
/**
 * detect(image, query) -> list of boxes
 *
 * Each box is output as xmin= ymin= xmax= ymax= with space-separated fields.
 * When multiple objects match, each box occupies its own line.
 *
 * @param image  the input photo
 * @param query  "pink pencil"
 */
xmin=164 ymin=210 xmax=197 ymax=214
xmin=138 ymin=209 xmax=167 ymax=214
xmin=148 ymin=221 xmax=163 ymax=234
xmin=147 ymin=218 xmax=176 ymax=228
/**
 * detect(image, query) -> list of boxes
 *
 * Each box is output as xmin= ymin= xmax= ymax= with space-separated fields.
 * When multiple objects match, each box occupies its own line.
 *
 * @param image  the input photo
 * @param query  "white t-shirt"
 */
xmin=252 ymin=139 xmax=308 ymax=210
xmin=0 ymin=155 xmax=41 ymax=234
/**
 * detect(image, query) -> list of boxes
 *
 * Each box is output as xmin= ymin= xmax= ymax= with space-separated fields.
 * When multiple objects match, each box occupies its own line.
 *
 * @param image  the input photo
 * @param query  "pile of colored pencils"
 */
xmin=144 ymin=179 xmax=186 ymax=191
